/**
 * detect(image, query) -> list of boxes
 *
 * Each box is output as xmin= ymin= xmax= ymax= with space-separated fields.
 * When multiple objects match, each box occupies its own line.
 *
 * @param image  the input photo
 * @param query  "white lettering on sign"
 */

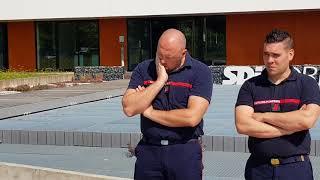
xmin=222 ymin=66 xmax=261 ymax=85
xmin=222 ymin=66 xmax=320 ymax=85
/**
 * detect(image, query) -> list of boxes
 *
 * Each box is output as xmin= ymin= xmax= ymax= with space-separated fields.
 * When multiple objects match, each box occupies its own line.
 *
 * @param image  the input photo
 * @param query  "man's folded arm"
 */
xmin=122 ymin=80 xmax=165 ymax=117
xmin=257 ymin=104 xmax=320 ymax=131
xmin=235 ymin=105 xmax=294 ymax=138
xmin=143 ymin=95 xmax=209 ymax=127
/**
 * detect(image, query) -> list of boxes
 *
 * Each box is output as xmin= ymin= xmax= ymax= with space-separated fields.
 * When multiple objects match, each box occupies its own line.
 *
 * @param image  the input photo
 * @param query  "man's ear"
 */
xmin=288 ymin=48 xmax=294 ymax=62
xmin=182 ymin=49 xmax=187 ymax=56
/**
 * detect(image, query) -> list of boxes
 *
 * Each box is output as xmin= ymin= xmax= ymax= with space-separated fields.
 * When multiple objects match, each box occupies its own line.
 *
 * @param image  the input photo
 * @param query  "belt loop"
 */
xmin=160 ymin=140 xmax=169 ymax=146
xmin=270 ymin=158 xmax=280 ymax=166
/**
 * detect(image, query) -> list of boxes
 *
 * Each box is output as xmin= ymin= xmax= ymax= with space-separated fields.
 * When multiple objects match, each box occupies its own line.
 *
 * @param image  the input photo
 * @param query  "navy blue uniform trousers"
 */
xmin=245 ymin=155 xmax=314 ymax=180
xmin=134 ymin=140 xmax=203 ymax=180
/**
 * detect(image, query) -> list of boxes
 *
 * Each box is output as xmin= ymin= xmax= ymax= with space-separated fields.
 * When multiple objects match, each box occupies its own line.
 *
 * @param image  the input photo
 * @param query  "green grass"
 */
xmin=0 ymin=71 xmax=59 ymax=80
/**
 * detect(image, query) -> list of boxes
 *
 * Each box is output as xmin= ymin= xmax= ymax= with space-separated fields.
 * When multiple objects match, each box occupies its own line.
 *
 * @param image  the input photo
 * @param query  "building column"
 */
xmin=8 ymin=21 xmax=36 ymax=71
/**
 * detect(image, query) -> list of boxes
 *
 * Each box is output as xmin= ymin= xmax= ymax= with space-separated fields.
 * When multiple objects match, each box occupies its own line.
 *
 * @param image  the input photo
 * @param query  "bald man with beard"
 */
xmin=122 ymin=28 xmax=213 ymax=180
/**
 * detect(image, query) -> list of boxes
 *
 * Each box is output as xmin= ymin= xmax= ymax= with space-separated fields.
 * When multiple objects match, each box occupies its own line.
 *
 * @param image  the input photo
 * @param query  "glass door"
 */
xmin=0 ymin=23 xmax=8 ymax=70
xmin=37 ymin=20 xmax=99 ymax=71
xmin=127 ymin=19 xmax=151 ymax=71
xmin=203 ymin=16 xmax=226 ymax=65
xmin=76 ymin=21 xmax=99 ymax=66
xmin=57 ymin=22 xmax=76 ymax=70
xmin=151 ymin=18 xmax=200 ymax=60
xmin=37 ymin=22 xmax=57 ymax=70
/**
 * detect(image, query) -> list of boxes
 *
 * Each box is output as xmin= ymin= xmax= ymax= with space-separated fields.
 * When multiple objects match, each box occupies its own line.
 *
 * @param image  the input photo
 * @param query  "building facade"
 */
xmin=0 ymin=1 xmax=320 ymax=71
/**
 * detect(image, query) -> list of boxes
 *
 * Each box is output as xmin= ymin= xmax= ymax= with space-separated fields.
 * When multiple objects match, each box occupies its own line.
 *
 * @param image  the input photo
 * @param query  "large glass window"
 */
xmin=37 ymin=22 xmax=57 ymax=70
xmin=151 ymin=18 xmax=194 ymax=58
xmin=127 ymin=15 xmax=226 ymax=70
xmin=37 ymin=21 xmax=99 ymax=71
xmin=0 ymin=23 xmax=8 ymax=70
xmin=127 ymin=19 xmax=151 ymax=71
xmin=204 ymin=16 xmax=226 ymax=65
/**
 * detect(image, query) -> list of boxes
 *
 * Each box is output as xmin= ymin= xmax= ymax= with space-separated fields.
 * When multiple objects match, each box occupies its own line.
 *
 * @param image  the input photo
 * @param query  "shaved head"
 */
xmin=158 ymin=28 xmax=186 ymax=51
xmin=156 ymin=29 xmax=187 ymax=72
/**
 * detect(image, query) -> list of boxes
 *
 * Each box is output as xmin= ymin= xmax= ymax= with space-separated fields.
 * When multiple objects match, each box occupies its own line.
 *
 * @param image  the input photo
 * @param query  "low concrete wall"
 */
xmin=1 ymin=131 xmax=319 ymax=156
xmin=0 ymin=73 xmax=74 ymax=90
xmin=0 ymin=162 xmax=131 ymax=180
xmin=74 ymin=66 xmax=125 ymax=81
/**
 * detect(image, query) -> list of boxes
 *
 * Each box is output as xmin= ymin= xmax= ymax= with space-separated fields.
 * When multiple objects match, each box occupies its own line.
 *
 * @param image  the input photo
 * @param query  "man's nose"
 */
xmin=266 ymin=56 xmax=274 ymax=64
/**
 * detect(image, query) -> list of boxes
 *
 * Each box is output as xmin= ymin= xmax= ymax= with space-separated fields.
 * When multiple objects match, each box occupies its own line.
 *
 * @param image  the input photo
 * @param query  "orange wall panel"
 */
xmin=294 ymin=12 xmax=320 ymax=65
xmin=8 ymin=22 xmax=36 ymax=71
xmin=227 ymin=12 xmax=320 ymax=65
xmin=99 ymin=18 xmax=127 ymax=67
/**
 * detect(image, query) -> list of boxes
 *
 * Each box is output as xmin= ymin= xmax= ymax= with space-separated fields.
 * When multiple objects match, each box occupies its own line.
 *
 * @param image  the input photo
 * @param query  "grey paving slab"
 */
xmin=74 ymin=132 xmax=83 ymax=146
xmin=46 ymin=131 xmax=56 ymax=145
xmin=234 ymin=137 xmax=246 ymax=153
xmin=65 ymin=132 xmax=74 ymax=146
xmin=311 ymin=140 xmax=316 ymax=156
xmin=130 ymin=133 xmax=141 ymax=147
xmin=29 ymin=131 xmax=37 ymax=145
xmin=316 ymin=140 xmax=320 ymax=156
xmin=102 ymin=133 xmax=112 ymax=147
xmin=245 ymin=137 xmax=249 ymax=153
xmin=121 ymin=133 xmax=130 ymax=148
xmin=11 ymin=130 xmax=20 ymax=144
xmin=83 ymin=132 xmax=93 ymax=147
xmin=93 ymin=132 xmax=102 ymax=147
xmin=112 ymin=133 xmax=121 ymax=148
xmin=0 ymin=130 xmax=2 ymax=143
xmin=213 ymin=136 xmax=224 ymax=151
xmin=55 ymin=131 xmax=65 ymax=146
xmin=20 ymin=131 xmax=29 ymax=144
xmin=3 ymin=130 xmax=11 ymax=144
xmin=37 ymin=131 xmax=47 ymax=145
xmin=223 ymin=136 xmax=235 ymax=152
xmin=202 ymin=135 xmax=213 ymax=151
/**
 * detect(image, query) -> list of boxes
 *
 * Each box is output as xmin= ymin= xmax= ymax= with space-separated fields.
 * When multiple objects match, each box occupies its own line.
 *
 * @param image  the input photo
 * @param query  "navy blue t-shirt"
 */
xmin=236 ymin=67 xmax=320 ymax=158
xmin=128 ymin=52 xmax=213 ymax=141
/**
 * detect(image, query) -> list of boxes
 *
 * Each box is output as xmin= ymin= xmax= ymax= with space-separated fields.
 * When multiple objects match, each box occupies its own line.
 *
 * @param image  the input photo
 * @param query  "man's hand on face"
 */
xmin=156 ymin=56 xmax=168 ymax=83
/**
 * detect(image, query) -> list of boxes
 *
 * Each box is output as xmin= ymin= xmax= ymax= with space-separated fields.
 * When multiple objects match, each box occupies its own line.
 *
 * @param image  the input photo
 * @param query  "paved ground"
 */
xmin=1 ymin=82 xmax=320 ymax=139
xmin=1 ymin=144 xmax=320 ymax=180
xmin=0 ymin=80 xmax=128 ymax=120
xmin=0 ymin=79 xmax=128 ymax=109
xmin=1 ymin=79 xmax=320 ymax=179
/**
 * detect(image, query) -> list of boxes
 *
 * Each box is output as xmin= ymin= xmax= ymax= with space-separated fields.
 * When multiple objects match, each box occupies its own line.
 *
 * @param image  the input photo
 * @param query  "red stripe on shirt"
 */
xmin=143 ymin=80 xmax=192 ymax=89
xmin=254 ymin=99 xmax=300 ymax=105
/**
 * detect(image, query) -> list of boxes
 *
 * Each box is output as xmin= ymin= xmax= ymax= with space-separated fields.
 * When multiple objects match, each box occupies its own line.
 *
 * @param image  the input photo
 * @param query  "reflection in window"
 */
xmin=37 ymin=22 xmax=57 ymax=70
xmin=204 ymin=16 xmax=226 ymax=65
xmin=127 ymin=19 xmax=151 ymax=71
xmin=77 ymin=22 xmax=99 ymax=66
xmin=36 ymin=21 xmax=99 ymax=71
xmin=0 ymin=23 xmax=8 ymax=70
